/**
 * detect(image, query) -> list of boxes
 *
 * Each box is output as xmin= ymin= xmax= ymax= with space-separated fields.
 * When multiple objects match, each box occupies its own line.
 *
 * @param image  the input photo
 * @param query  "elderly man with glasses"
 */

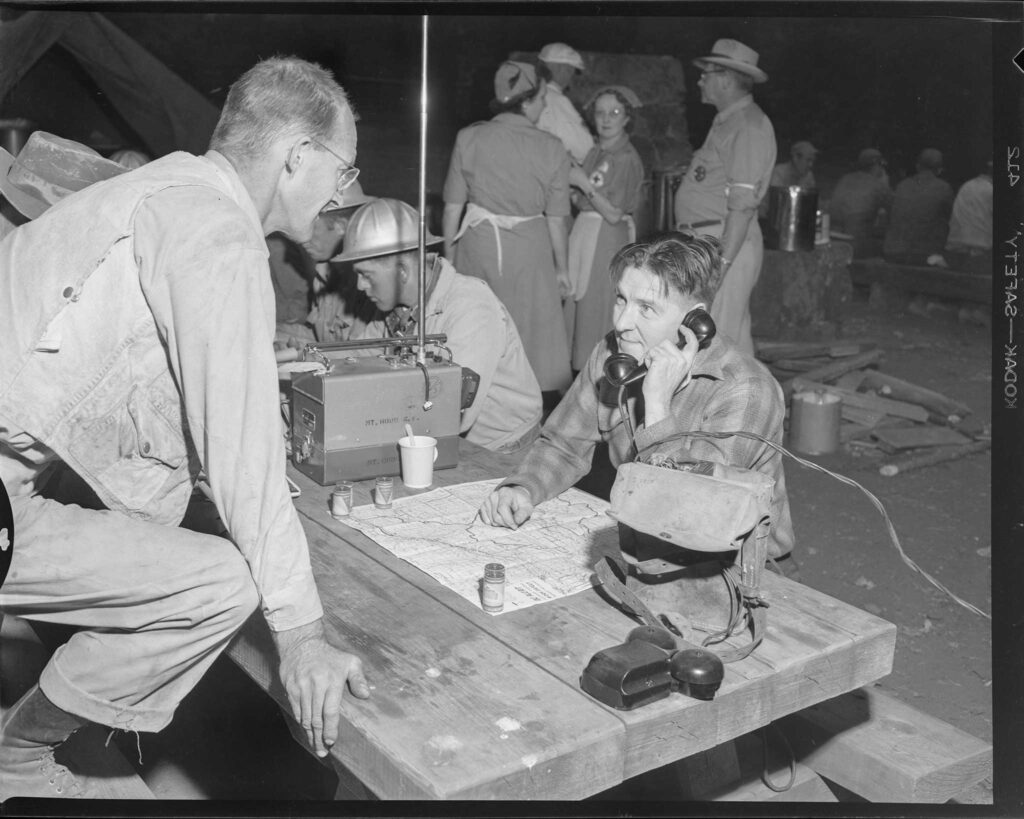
xmin=0 ymin=56 xmax=370 ymax=799
xmin=673 ymin=38 xmax=777 ymax=356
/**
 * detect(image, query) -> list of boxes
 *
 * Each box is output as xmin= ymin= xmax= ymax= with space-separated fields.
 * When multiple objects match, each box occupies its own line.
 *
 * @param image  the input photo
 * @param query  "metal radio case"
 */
xmin=290 ymin=352 xmax=464 ymax=485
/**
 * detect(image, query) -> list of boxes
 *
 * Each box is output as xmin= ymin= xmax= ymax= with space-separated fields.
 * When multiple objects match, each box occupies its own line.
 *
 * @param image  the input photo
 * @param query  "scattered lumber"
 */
xmin=776 ymin=686 xmax=992 ymax=803
xmin=790 ymin=378 xmax=930 ymax=423
xmin=872 ymin=426 xmax=972 ymax=451
xmin=756 ymin=339 xmax=877 ymax=363
xmin=781 ymin=349 xmax=885 ymax=395
xmin=879 ymin=440 xmax=991 ymax=476
xmin=833 ymin=370 xmax=868 ymax=391
xmin=858 ymin=370 xmax=973 ymax=421
xmin=841 ymin=404 xmax=886 ymax=428
xmin=849 ymin=259 xmax=992 ymax=305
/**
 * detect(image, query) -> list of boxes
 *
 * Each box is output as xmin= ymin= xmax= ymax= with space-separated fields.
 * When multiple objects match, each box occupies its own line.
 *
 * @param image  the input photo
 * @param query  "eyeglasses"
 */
xmin=310 ymin=138 xmax=360 ymax=192
xmin=699 ymin=68 xmax=727 ymax=79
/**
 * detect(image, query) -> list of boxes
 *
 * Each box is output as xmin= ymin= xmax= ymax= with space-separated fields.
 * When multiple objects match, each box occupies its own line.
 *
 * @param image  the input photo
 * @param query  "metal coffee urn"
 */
xmin=765 ymin=185 xmax=818 ymax=251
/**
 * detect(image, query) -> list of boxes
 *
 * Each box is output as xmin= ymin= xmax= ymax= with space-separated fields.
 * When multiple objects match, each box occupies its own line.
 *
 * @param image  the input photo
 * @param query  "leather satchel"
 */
xmin=596 ymin=456 xmax=774 ymax=662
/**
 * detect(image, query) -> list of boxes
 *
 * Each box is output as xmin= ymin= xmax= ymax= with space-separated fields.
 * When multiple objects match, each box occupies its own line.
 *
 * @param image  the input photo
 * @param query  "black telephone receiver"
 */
xmin=604 ymin=307 xmax=717 ymax=388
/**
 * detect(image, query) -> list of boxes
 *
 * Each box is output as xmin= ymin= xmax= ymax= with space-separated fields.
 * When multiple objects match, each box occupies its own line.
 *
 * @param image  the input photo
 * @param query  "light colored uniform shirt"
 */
xmin=536 ymin=82 xmax=595 ymax=165
xmin=946 ymin=174 xmax=993 ymax=251
xmin=351 ymin=256 xmax=542 ymax=450
xmin=674 ymin=94 xmax=777 ymax=231
xmin=0 ymin=150 xmax=322 ymax=632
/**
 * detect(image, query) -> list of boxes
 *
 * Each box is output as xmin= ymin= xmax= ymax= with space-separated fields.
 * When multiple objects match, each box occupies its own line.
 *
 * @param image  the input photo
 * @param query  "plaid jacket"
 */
xmin=502 ymin=332 xmax=795 ymax=558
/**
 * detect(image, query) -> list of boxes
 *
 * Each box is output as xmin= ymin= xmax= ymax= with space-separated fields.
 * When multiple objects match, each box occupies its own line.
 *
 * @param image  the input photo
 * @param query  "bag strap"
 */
xmin=594 ymin=518 xmax=771 ymax=664
xmin=594 ymin=556 xmax=663 ymax=629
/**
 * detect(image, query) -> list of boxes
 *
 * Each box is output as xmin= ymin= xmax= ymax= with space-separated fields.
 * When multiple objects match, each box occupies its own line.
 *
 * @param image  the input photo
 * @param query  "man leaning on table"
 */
xmin=0 ymin=56 xmax=370 ymax=799
xmin=478 ymin=232 xmax=797 ymax=575
xmin=334 ymin=197 xmax=543 ymax=453
xmin=673 ymin=38 xmax=776 ymax=357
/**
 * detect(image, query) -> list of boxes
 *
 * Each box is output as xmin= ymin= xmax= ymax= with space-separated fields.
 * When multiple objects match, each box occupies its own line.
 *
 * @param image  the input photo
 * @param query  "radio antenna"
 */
xmin=416 ymin=13 xmax=429 ymax=366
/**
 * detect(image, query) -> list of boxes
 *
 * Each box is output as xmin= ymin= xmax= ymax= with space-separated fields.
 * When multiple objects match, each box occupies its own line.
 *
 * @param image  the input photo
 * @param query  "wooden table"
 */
xmin=226 ymin=440 xmax=896 ymax=800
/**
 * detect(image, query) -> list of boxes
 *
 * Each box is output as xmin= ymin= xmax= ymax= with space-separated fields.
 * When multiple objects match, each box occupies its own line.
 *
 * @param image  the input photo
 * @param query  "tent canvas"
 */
xmin=0 ymin=10 xmax=220 ymax=157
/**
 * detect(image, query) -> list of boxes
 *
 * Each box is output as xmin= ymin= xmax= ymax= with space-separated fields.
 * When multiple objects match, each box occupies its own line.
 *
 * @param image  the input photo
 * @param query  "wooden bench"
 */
xmin=776 ymin=685 xmax=992 ymax=803
xmin=850 ymin=258 xmax=992 ymax=305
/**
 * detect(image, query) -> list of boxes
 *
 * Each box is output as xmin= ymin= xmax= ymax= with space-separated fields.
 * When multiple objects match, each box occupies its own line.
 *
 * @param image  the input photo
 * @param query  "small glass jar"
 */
xmin=482 ymin=563 xmax=506 ymax=613
xmin=330 ymin=482 xmax=354 ymax=517
xmin=373 ymin=476 xmax=394 ymax=509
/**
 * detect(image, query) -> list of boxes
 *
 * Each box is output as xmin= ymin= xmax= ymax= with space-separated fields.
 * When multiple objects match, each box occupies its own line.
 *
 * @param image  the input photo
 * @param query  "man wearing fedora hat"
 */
xmin=0 ymin=57 xmax=371 ymax=798
xmin=673 ymin=38 xmax=776 ymax=356
xmin=536 ymin=42 xmax=595 ymax=166
xmin=336 ymin=198 xmax=543 ymax=452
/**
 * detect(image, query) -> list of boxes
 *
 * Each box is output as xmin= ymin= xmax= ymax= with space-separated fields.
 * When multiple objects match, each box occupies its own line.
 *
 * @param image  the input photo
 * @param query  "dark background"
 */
xmin=0 ymin=5 xmax=996 ymax=204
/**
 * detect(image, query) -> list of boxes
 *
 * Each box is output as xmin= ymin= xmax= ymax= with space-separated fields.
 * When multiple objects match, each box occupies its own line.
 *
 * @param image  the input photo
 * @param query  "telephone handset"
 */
xmin=604 ymin=307 xmax=717 ymax=389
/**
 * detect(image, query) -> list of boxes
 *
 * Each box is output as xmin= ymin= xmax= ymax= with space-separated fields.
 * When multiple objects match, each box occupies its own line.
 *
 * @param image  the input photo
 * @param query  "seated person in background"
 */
xmin=760 ymin=140 xmax=817 ymax=218
xmin=944 ymin=160 xmax=992 ymax=275
xmin=334 ymin=198 xmax=543 ymax=453
xmin=829 ymin=147 xmax=892 ymax=258
xmin=271 ymin=181 xmax=374 ymax=349
xmin=478 ymin=232 xmax=796 ymax=572
xmin=883 ymin=148 xmax=954 ymax=266
xmin=303 ymin=182 xmax=377 ymax=343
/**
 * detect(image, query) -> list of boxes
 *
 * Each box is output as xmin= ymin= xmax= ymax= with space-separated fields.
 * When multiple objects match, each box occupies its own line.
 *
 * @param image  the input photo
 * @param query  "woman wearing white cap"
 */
xmin=443 ymin=61 xmax=573 ymax=398
xmin=564 ymin=85 xmax=645 ymax=373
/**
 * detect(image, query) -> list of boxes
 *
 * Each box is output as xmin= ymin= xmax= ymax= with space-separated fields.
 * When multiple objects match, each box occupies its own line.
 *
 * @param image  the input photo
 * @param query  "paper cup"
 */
xmin=398 ymin=435 xmax=438 ymax=488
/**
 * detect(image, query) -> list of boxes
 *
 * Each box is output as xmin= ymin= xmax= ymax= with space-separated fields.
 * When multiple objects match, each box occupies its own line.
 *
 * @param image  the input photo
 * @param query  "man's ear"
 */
xmin=285 ymin=139 xmax=307 ymax=174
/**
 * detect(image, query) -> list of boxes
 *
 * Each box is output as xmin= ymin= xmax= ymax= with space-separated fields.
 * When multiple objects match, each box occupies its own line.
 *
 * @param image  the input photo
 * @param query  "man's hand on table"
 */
xmin=273 ymin=619 xmax=370 ymax=758
xmin=478 ymin=485 xmax=534 ymax=529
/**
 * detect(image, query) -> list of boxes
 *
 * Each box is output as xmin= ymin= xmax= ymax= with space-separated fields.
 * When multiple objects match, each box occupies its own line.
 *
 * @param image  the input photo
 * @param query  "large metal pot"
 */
xmin=0 ymin=119 xmax=37 ymax=156
xmin=764 ymin=185 xmax=818 ymax=252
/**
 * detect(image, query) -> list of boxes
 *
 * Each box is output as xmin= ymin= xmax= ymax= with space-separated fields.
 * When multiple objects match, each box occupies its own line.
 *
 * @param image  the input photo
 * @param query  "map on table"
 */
xmin=344 ymin=478 xmax=620 ymax=614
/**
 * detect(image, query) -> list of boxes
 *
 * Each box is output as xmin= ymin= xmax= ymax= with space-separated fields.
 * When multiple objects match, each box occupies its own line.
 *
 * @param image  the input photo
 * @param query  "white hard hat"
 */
xmin=330 ymin=198 xmax=441 ymax=263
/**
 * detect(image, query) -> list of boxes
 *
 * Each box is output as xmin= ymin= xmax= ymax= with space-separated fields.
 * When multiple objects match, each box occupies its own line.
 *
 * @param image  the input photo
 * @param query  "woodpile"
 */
xmin=758 ymin=341 xmax=991 ymax=476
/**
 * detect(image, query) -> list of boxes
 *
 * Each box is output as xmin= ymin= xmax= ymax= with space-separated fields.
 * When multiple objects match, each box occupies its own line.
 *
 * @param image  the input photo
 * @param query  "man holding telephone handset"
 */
xmin=478 ymin=232 xmax=797 ymax=573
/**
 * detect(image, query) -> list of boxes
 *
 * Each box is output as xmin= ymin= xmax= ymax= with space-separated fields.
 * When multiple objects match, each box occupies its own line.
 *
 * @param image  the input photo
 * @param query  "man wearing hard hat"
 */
xmin=334 ymin=198 xmax=543 ymax=452
xmin=536 ymin=42 xmax=595 ymax=166
xmin=673 ymin=38 xmax=777 ymax=356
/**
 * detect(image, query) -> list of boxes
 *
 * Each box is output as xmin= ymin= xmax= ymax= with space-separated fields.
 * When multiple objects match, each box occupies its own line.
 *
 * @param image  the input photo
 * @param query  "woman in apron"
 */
xmin=442 ymin=61 xmax=573 ymax=396
xmin=564 ymin=85 xmax=645 ymax=372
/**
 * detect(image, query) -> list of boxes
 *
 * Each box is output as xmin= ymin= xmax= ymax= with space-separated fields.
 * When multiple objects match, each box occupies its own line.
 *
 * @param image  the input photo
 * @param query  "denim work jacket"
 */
xmin=0 ymin=151 xmax=324 ymax=630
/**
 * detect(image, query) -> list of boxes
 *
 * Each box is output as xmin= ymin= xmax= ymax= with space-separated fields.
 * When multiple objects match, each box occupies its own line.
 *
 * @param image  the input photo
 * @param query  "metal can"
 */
xmin=481 ymin=563 xmax=506 ymax=613
xmin=373 ymin=476 xmax=394 ymax=509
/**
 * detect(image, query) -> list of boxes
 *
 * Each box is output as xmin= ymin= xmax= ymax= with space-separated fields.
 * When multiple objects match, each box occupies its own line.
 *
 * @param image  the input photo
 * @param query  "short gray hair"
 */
xmin=209 ymin=56 xmax=357 ymax=164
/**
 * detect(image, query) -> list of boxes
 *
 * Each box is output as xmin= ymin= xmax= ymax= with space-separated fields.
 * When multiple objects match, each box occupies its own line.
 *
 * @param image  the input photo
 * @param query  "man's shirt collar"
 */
xmin=713 ymin=94 xmax=754 ymax=126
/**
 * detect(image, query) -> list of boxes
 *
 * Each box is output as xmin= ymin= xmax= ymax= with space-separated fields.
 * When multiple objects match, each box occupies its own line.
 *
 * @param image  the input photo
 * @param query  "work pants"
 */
xmin=0 ymin=494 xmax=259 ymax=733
xmin=709 ymin=223 xmax=763 ymax=357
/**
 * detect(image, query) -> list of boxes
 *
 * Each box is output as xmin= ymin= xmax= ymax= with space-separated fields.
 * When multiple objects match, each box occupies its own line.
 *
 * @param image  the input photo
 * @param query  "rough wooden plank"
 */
xmin=850 ymin=259 xmax=992 ymax=304
xmin=872 ymin=425 xmax=972 ymax=451
xmin=791 ymin=378 xmax=931 ymax=422
xmin=756 ymin=339 xmax=877 ymax=363
xmin=879 ymin=440 xmax=991 ymax=477
xmin=781 ymin=349 xmax=886 ymax=395
xmin=833 ymin=370 xmax=868 ymax=392
xmin=859 ymin=370 xmax=973 ymax=419
xmin=840 ymin=404 xmax=886 ymax=428
xmin=777 ymin=686 xmax=993 ymax=803
xmin=839 ymin=422 xmax=875 ymax=443
xmin=228 ymin=516 xmax=626 ymax=800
